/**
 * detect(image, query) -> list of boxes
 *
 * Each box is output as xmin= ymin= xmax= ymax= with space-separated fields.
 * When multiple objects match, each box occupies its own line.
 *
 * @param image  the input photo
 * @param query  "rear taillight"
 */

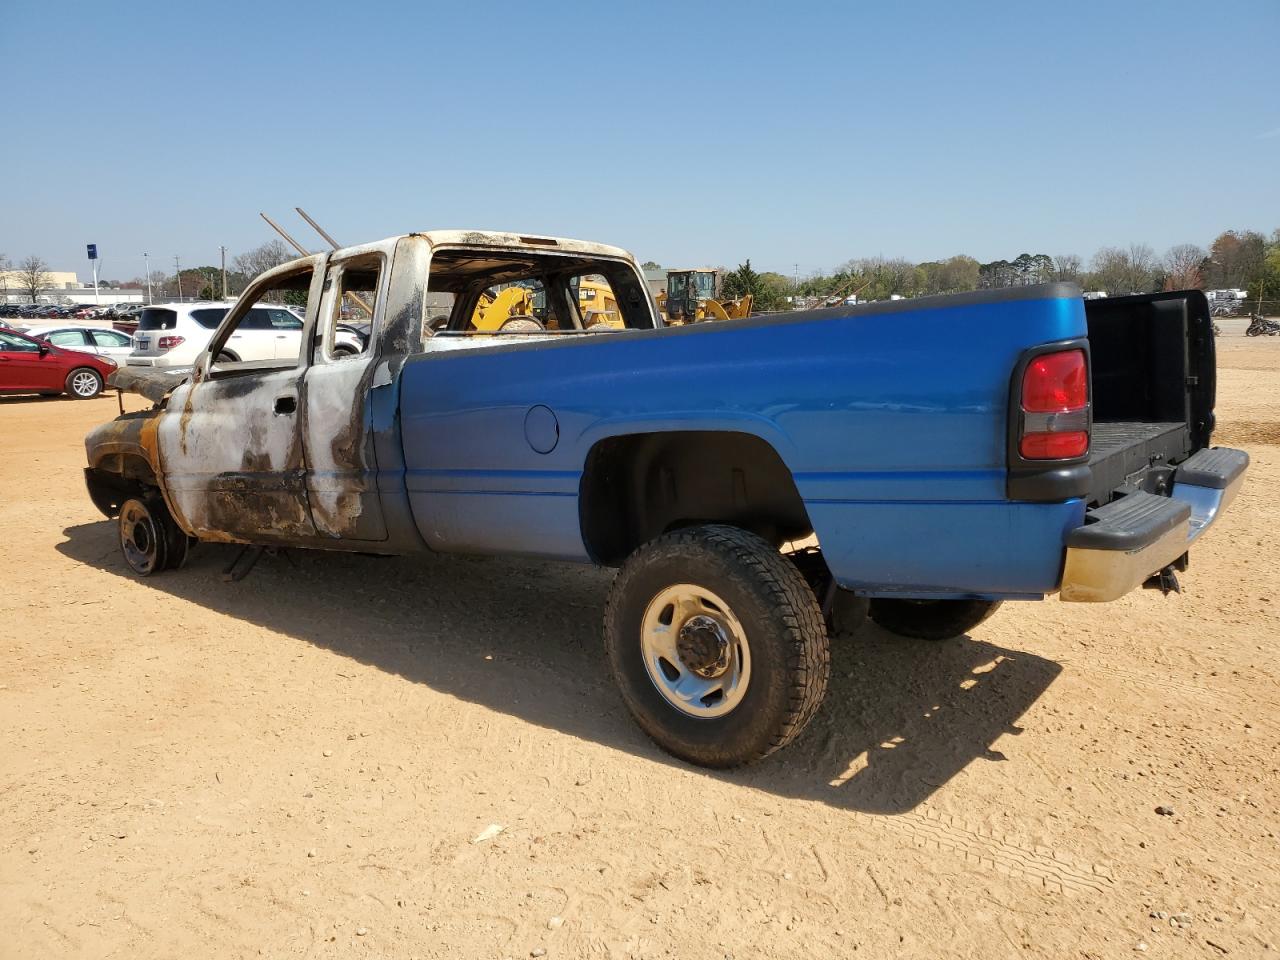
xmin=1018 ymin=349 xmax=1089 ymax=460
xmin=157 ymin=335 xmax=185 ymax=351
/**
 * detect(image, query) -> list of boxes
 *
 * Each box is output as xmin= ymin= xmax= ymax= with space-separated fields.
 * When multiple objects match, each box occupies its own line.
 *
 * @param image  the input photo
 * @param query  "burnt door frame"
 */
xmin=157 ymin=256 xmax=328 ymax=544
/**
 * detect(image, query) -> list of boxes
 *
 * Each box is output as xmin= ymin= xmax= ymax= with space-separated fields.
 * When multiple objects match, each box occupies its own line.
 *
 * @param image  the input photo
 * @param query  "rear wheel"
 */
xmin=65 ymin=367 xmax=103 ymax=399
xmin=868 ymin=598 xmax=1003 ymax=641
xmin=604 ymin=525 xmax=829 ymax=768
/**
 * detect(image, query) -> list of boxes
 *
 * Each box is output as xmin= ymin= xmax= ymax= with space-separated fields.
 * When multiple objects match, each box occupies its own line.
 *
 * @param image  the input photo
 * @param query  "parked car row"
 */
xmin=0 ymin=302 xmax=144 ymax=322
xmin=2 ymin=298 xmax=366 ymax=400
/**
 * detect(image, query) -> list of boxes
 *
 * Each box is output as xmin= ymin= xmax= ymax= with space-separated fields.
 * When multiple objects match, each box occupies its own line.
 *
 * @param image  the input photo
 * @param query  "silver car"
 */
xmin=23 ymin=325 xmax=137 ymax=360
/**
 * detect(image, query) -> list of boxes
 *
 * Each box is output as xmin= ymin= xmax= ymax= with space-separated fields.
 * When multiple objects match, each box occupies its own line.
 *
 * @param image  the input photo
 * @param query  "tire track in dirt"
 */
xmin=1072 ymin=665 xmax=1279 ymax=733
xmin=856 ymin=808 xmax=1114 ymax=894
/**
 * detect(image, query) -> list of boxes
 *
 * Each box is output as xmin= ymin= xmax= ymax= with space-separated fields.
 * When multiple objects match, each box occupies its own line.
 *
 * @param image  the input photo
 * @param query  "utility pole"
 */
xmin=143 ymin=253 xmax=153 ymax=304
xmin=219 ymin=245 xmax=228 ymax=300
xmin=174 ymin=255 xmax=183 ymax=301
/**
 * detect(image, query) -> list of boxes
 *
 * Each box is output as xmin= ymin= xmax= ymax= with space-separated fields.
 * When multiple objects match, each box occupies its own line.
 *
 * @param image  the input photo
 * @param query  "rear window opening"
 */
xmin=425 ymin=248 xmax=656 ymax=337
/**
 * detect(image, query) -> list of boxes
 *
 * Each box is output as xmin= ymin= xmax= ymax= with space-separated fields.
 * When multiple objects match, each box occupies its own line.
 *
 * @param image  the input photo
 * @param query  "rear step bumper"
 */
xmin=1060 ymin=446 xmax=1248 ymax=602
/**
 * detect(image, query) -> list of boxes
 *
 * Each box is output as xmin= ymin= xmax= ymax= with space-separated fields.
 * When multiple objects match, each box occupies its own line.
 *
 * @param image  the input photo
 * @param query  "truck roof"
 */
xmin=416 ymin=230 xmax=634 ymax=261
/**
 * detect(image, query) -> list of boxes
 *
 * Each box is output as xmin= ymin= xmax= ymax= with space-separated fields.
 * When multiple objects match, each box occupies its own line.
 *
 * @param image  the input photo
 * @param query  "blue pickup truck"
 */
xmin=85 ymin=230 xmax=1248 ymax=767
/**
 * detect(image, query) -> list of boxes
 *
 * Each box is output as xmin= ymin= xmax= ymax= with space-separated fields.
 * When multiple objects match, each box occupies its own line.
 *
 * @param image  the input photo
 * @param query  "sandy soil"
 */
xmin=1 ymin=338 xmax=1278 ymax=960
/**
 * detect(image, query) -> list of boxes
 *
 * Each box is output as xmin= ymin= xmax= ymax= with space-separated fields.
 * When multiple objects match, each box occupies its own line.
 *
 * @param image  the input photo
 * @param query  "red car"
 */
xmin=0 ymin=326 xmax=118 ymax=399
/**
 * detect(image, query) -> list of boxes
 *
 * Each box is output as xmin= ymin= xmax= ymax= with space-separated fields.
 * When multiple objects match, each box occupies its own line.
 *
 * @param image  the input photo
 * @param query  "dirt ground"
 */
xmin=2 ymin=337 xmax=1278 ymax=960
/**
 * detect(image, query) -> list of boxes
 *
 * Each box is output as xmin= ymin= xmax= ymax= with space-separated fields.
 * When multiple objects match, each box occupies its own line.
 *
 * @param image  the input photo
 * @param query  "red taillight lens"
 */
xmin=1019 ymin=348 xmax=1089 ymax=460
xmin=1020 ymin=430 xmax=1089 ymax=459
xmin=157 ymin=336 xmax=185 ymax=350
xmin=1021 ymin=350 xmax=1087 ymax=412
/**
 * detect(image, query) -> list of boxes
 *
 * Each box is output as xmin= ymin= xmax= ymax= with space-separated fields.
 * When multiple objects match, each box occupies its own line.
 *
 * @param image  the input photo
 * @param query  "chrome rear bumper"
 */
xmin=1060 ymin=447 xmax=1248 ymax=602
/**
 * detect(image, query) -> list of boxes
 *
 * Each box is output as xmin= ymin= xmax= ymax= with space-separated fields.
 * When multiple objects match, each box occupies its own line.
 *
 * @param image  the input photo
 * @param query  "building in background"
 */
xmin=0 ymin=269 xmax=144 ymax=306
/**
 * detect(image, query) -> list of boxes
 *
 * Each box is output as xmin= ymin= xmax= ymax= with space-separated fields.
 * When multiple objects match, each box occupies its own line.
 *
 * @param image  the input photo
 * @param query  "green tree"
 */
xmin=721 ymin=259 xmax=761 ymax=300
xmin=919 ymin=255 xmax=980 ymax=295
xmin=1247 ymin=230 xmax=1280 ymax=305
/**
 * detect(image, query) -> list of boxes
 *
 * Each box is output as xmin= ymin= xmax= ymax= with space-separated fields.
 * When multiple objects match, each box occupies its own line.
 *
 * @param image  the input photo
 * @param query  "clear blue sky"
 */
xmin=3 ymin=0 xmax=1277 ymax=283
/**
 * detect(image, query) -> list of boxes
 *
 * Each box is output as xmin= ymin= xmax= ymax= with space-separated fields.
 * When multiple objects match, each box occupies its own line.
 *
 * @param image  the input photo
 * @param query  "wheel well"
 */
xmin=86 ymin=453 xmax=158 ymax=518
xmin=580 ymin=431 xmax=812 ymax=565
xmin=215 ymin=348 xmax=240 ymax=362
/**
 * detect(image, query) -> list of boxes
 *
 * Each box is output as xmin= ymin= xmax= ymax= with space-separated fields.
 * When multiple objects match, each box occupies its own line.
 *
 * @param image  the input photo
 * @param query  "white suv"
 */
xmin=127 ymin=301 xmax=305 ymax=368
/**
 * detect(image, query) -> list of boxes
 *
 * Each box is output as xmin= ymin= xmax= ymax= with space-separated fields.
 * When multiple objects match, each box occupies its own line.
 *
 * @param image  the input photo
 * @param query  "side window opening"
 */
xmin=319 ymin=256 xmax=382 ymax=362
xmin=209 ymin=265 xmax=314 ymax=372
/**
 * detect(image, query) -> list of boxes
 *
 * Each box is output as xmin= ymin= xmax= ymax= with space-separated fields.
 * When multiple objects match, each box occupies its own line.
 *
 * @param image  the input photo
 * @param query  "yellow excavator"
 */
xmin=461 ymin=279 xmax=625 ymax=332
xmin=469 ymin=286 xmax=538 ymax=330
xmin=656 ymin=268 xmax=753 ymax=324
xmin=577 ymin=278 xmax=623 ymax=328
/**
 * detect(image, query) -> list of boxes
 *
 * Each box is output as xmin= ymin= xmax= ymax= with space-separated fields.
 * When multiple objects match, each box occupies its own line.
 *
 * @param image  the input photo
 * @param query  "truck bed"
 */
xmin=1083 ymin=291 xmax=1215 ymax=506
xmin=1088 ymin=421 xmax=1189 ymax=502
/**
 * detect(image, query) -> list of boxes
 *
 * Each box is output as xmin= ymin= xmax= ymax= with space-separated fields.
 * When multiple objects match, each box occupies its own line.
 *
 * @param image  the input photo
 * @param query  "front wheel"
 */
xmin=118 ymin=496 xmax=189 ymax=576
xmin=604 ymin=525 xmax=829 ymax=768
xmin=868 ymin=598 xmax=1003 ymax=641
xmin=65 ymin=367 xmax=104 ymax=399
xmin=119 ymin=498 xmax=168 ymax=575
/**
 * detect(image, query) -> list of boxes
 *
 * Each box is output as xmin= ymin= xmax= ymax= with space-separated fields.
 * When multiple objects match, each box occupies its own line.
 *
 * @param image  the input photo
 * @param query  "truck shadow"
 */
xmin=58 ymin=521 xmax=1061 ymax=817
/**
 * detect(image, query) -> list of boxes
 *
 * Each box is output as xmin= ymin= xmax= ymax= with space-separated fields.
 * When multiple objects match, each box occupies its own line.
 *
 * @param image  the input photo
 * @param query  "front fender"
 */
xmin=85 ymin=410 xmax=162 ymax=473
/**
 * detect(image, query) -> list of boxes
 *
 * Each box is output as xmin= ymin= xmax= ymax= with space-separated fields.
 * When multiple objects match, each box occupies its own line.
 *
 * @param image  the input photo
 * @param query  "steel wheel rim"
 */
xmin=640 ymin=584 xmax=751 ymax=719
xmin=119 ymin=502 xmax=159 ymax=574
xmin=72 ymin=371 xmax=99 ymax=396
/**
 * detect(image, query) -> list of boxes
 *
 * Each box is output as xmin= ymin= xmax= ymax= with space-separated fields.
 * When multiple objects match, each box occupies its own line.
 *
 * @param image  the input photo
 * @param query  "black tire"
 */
xmin=786 ymin=548 xmax=868 ymax=637
xmin=215 ymin=350 xmax=238 ymax=363
xmin=868 ymin=598 xmax=1003 ymax=641
xmin=331 ymin=344 xmax=358 ymax=358
xmin=65 ymin=367 xmax=103 ymax=399
xmin=118 ymin=497 xmax=168 ymax=576
xmin=604 ymin=524 xmax=829 ymax=768
xmin=118 ymin=495 xmax=189 ymax=575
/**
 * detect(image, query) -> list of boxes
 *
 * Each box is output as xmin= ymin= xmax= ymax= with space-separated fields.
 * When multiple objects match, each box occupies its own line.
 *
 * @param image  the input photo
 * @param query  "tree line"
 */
xmin=713 ymin=227 xmax=1280 ymax=312
xmin=7 ymin=228 xmax=1280 ymax=312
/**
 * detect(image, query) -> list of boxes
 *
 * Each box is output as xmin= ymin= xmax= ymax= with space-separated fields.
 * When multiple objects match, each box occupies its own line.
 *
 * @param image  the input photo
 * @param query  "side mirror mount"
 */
xmin=38 ymin=342 xmax=50 ymax=357
xmin=194 ymin=351 xmax=212 ymax=383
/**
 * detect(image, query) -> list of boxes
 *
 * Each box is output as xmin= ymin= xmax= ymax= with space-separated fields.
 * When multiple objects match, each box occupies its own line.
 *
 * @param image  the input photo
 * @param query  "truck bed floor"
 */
xmin=1088 ymin=421 xmax=1189 ymax=503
